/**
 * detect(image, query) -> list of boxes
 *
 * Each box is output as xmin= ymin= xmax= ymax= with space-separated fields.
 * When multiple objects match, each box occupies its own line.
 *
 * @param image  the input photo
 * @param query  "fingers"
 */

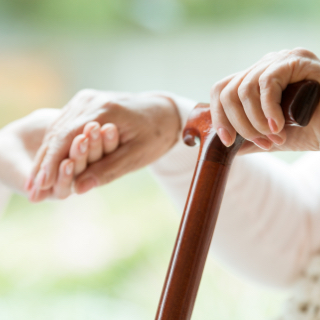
xmin=258 ymin=63 xmax=290 ymax=134
xmin=83 ymin=122 xmax=103 ymax=163
xmin=73 ymin=142 xmax=139 ymax=194
xmin=28 ymin=186 xmax=51 ymax=203
xmin=238 ymin=61 xmax=287 ymax=146
xmin=255 ymin=48 xmax=320 ymax=135
xmin=210 ymin=74 xmax=237 ymax=147
xmin=101 ymin=123 xmax=119 ymax=154
xmin=72 ymin=123 xmax=120 ymax=194
xmin=69 ymin=122 xmax=119 ymax=176
xmin=222 ymin=73 xmax=273 ymax=149
xmin=210 ymin=48 xmax=320 ymax=151
xmin=211 ymin=72 xmax=274 ymax=150
xmin=238 ymin=62 xmax=277 ymax=135
xmin=69 ymin=134 xmax=89 ymax=176
xmin=32 ymin=129 xmax=76 ymax=191
xmin=66 ymin=122 xmax=120 ymax=194
xmin=29 ymin=159 xmax=75 ymax=202
xmin=258 ymin=55 xmax=319 ymax=131
xmin=53 ymin=159 xmax=75 ymax=199
xmin=26 ymin=143 xmax=48 ymax=191
xmin=211 ymin=51 xmax=316 ymax=149
xmin=28 ymin=90 xmax=101 ymax=192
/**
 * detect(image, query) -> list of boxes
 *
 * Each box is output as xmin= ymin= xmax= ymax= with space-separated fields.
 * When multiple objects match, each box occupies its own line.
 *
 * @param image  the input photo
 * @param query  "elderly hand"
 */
xmin=210 ymin=48 xmax=320 ymax=154
xmin=28 ymin=91 xmax=181 ymax=196
xmin=0 ymin=109 xmax=76 ymax=198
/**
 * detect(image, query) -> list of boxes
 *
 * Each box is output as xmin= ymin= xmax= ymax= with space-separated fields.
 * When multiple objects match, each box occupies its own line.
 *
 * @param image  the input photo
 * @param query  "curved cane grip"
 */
xmin=183 ymin=80 xmax=320 ymax=147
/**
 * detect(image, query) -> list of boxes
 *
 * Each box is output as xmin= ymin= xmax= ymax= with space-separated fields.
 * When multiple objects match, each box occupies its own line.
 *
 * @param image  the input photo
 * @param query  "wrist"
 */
xmin=139 ymin=93 xmax=181 ymax=151
xmin=139 ymin=90 xmax=197 ymax=138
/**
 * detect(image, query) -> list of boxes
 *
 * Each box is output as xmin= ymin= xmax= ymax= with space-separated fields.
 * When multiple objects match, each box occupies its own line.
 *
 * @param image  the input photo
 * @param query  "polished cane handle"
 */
xmin=155 ymin=80 xmax=320 ymax=320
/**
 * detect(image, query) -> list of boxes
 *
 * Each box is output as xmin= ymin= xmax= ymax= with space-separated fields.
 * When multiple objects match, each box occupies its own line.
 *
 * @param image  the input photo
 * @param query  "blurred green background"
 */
xmin=0 ymin=0 xmax=318 ymax=319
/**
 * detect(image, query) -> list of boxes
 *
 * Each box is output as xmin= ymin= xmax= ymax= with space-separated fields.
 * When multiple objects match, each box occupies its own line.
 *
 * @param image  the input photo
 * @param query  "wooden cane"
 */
xmin=155 ymin=80 xmax=320 ymax=320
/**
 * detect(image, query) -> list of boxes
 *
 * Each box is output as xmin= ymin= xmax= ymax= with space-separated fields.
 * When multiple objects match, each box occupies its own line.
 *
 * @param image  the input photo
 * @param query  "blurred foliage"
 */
xmin=1 ymin=0 xmax=320 ymax=31
xmin=181 ymin=0 xmax=320 ymax=20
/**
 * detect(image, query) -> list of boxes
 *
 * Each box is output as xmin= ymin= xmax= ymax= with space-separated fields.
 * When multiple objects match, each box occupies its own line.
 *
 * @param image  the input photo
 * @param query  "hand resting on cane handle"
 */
xmin=210 ymin=48 xmax=320 ymax=153
xmin=154 ymin=79 xmax=319 ymax=320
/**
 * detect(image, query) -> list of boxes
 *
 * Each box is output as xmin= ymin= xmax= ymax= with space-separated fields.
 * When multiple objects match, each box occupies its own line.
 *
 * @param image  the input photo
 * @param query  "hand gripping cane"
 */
xmin=155 ymin=80 xmax=320 ymax=320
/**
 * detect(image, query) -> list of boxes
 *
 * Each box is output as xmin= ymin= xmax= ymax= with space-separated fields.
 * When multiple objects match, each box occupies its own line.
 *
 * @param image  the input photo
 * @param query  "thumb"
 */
xmin=74 ymin=143 xmax=141 ymax=194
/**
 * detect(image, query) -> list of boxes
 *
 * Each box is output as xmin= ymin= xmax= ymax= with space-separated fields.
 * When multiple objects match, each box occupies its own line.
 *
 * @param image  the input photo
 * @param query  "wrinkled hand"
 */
xmin=0 ymin=109 xmax=77 ymax=199
xmin=29 ymin=91 xmax=181 ymax=195
xmin=210 ymin=48 xmax=320 ymax=154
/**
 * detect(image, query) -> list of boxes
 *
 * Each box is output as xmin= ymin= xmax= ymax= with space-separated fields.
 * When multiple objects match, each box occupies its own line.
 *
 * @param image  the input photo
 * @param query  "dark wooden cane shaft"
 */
xmin=155 ymin=80 xmax=320 ymax=320
xmin=155 ymin=134 xmax=243 ymax=320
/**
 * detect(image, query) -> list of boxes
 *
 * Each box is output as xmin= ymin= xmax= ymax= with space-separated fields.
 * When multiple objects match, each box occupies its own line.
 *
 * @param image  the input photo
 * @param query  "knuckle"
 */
xmin=258 ymin=74 xmax=272 ymax=90
xmin=210 ymin=81 xmax=224 ymax=99
xmin=220 ymin=86 xmax=239 ymax=108
xmin=238 ymin=82 xmax=254 ymax=101
xmin=291 ymin=47 xmax=316 ymax=59
xmin=287 ymin=56 xmax=299 ymax=70
xmin=220 ymin=88 xmax=232 ymax=105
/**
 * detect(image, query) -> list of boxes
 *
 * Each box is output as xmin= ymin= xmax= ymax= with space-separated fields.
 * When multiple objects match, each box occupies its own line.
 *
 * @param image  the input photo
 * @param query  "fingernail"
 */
xmin=268 ymin=118 xmax=278 ymax=133
xmin=76 ymin=177 xmax=97 ymax=194
xmin=252 ymin=137 xmax=273 ymax=150
xmin=65 ymin=162 xmax=74 ymax=175
xmin=218 ymin=128 xmax=232 ymax=147
xmin=80 ymin=138 xmax=89 ymax=154
xmin=105 ymin=129 xmax=115 ymax=140
xmin=90 ymin=125 xmax=100 ymax=140
xmin=35 ymin=169 xmax=46 ymax=188
xmin=267 ymin=134 xmax=284 ymax=146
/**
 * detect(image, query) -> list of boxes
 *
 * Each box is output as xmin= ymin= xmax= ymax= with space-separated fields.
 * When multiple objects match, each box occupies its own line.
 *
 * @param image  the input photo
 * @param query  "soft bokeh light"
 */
xmin=0 ymin=0 xmax=318 ymax=319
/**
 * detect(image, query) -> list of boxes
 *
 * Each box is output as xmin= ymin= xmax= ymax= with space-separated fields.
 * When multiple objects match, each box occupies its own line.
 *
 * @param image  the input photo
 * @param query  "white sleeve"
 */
xmin=0 ymin=183 xmax=11 ymax=216
xmin=150 ymin=96 xmax=320 ymax=289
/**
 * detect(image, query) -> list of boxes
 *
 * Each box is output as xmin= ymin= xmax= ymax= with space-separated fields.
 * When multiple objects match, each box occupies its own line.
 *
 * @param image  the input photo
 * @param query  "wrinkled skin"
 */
xmin=209 ymin=48 xmax=320 ymax=154
xmin=29 ymin=91 xmax=181 ymax=197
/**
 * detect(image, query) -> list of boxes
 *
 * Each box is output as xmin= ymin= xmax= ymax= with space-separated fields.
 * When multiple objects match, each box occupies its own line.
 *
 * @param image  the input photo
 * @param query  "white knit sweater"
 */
xmin=277 ymin=253 xmax=320 ymax=320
